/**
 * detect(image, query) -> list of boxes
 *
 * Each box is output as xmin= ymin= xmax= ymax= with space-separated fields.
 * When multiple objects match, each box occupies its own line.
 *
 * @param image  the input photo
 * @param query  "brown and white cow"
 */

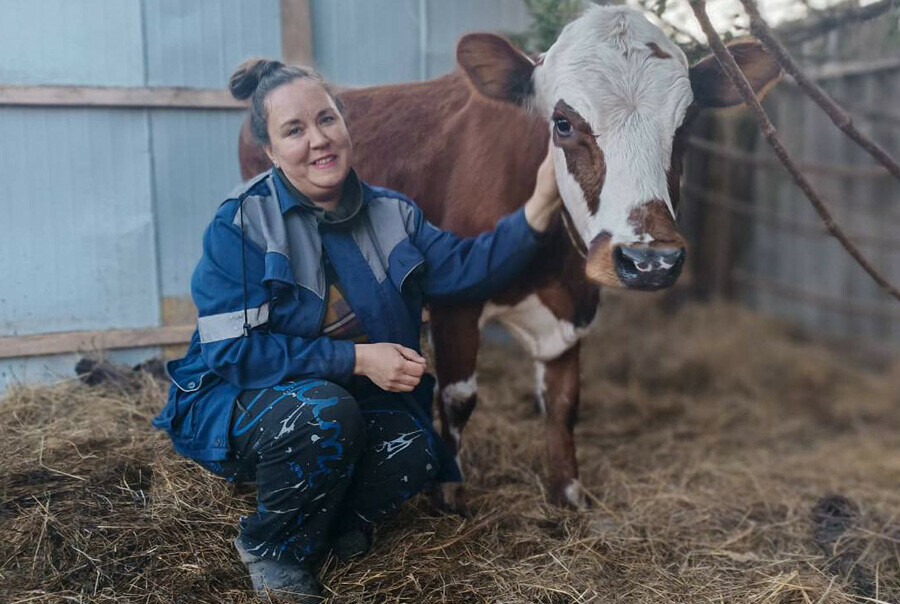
xmin=239 ymin=6 xmax=781 ymax=510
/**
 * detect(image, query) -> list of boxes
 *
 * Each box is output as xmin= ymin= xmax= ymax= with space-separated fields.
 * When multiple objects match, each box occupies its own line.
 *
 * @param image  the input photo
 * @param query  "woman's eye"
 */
xmin=321 ymin=115 xmax=335 ymax=125
xmin=554 ymin=117 xmax=572 ymax=137
xmin=288 ymin=126 xmax=303 ymax=136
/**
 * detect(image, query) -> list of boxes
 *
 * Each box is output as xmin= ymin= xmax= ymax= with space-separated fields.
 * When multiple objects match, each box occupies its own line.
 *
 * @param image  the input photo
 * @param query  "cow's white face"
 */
xmin=534 ymin=7 xmax=690 ymax=284
xmin=457 ymin=6 xmax=781 ymax=289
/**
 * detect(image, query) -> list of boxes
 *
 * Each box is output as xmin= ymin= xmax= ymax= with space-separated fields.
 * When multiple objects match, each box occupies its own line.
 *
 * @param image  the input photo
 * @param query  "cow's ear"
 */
xmin=690 ymin=40 xmax=782 ymax=108
xmin=457 ymin=33 xmax=536 ymax=106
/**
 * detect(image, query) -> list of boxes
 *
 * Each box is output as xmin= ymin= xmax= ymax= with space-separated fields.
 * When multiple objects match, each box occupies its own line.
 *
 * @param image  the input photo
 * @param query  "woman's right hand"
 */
xmin=354 ymin=343 xmax=427 ymax=392
xmin=524 ymin=145 xmax=562 ymax=233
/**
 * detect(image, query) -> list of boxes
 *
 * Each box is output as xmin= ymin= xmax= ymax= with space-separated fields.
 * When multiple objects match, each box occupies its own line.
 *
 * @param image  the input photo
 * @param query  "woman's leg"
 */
xmin=338 ymin=404 xmax=440 ymax=531
xmin=215 ymin=379 xmax=366 ymax=564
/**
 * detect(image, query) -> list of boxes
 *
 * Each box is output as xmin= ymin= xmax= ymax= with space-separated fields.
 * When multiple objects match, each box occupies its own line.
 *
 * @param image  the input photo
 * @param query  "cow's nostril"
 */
xmin=618 ymin=246 xmax=652 ymax=267
xmin=614 ymin=246 xmax=686 ymax=291
xmin=657 ymin=248 xmax=684 ymax=267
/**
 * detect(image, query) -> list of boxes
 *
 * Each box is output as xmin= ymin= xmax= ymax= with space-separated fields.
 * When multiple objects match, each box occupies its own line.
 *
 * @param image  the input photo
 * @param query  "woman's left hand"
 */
xmin=524 ymin=145 xmax=562 ymax=233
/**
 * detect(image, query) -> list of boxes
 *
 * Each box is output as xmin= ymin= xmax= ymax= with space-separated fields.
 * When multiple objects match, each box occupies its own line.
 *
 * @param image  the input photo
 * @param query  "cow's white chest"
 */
xmin=478 ymin=293 xmax=590 ymax=361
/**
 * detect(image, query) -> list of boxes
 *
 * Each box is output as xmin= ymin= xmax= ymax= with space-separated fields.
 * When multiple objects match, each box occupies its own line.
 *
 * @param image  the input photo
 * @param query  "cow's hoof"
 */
xmin=430 ymin=483 xmax=471 ymax=517
xmin=549 ymin=479 xmax=589 ymax=510
xmin=533 ymin=395 xmax=547 ymax=417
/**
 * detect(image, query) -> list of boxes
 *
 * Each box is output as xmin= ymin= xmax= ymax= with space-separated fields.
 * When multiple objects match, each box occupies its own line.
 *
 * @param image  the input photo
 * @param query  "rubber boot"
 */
xmin=234 ymin=539 xmax=322 ymax=603
xmin=333 ymin=526 xmax=373 ymax=561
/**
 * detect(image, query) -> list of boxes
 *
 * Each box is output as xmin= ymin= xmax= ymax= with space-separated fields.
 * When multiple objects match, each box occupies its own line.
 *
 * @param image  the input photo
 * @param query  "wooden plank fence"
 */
xmin=680 ymin=12 xmax=900 ymax=353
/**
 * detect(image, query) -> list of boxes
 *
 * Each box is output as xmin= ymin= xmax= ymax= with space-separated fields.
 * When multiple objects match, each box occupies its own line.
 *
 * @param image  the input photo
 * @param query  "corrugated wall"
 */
xmin=310 ymin=0 xmax=530 ymax=85
xmin=0 ymin=0 xmax=281 ymax=390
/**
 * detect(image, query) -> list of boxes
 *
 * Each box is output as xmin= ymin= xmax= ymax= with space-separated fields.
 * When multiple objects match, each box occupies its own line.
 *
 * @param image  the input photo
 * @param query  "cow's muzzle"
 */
xmin=584 ymin=232 xmax=686 ymax=290
xmin=613 ymin=245 xmax=685 ymax=291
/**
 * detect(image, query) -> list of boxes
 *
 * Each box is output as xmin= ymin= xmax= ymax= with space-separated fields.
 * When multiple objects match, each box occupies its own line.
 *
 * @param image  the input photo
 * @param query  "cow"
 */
xmin=238 ymin=5 xmax=781 ymax=511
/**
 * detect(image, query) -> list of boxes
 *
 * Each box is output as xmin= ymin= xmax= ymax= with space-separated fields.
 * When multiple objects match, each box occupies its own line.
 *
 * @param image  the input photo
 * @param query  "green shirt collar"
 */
xmin=275 ymin=167 xmax=364 ymax=226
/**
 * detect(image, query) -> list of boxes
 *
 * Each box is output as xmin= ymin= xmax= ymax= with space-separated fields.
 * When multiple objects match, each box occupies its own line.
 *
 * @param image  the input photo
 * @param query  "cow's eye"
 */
xmin=554 ymin=117 xmax=572 ymax=137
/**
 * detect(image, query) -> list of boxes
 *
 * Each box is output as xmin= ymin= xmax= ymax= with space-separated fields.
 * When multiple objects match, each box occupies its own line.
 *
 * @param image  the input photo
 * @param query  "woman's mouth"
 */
xmin=311 ymin=154 xmax=337 ymax=169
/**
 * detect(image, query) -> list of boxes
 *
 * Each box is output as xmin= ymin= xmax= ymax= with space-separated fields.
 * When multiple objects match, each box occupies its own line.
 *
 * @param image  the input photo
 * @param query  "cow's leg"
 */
xmin=429 ymin=303 xmax=482 ymax=515
xmin=539 ymin=342 xmax=586 ymax=509
xmin=484 ymin=283 xmax=596 ymax=509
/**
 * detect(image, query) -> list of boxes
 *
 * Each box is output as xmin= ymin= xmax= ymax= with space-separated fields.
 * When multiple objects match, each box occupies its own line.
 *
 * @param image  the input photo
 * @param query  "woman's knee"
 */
xmin=293 ymin=380 xmax=366 ymax=463
xmin=241 ymin=380 xmax=364 ymax=465
xmin=397 ymin=447 xmax=440 ymax=491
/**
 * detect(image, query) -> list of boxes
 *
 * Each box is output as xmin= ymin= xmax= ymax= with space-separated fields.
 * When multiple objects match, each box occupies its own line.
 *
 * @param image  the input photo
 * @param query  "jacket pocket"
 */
xmin=166 ymin=355 xmax=211 ymax=393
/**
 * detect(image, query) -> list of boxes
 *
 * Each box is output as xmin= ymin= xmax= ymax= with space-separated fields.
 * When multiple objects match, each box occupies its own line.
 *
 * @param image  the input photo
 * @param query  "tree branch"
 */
xmin=687 ymin=0 xmax=900 ymax=303
xmin=739 ymin=0 xmax=900 ymax=184
xmin=777 ymin=0 xmax=900 ymax=45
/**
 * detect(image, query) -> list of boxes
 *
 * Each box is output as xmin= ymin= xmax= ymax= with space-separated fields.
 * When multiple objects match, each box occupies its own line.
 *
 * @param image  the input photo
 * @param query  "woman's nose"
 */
xmin=308 ymin=125 xmax=329 ymax=148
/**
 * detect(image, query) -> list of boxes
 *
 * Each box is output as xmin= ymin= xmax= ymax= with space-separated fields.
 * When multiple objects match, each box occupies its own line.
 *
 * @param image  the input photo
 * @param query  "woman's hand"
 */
xmin=524 ymin=145 xmax=562 ymax=233
xmin=354 ymin=343 xmax=427 ymax=392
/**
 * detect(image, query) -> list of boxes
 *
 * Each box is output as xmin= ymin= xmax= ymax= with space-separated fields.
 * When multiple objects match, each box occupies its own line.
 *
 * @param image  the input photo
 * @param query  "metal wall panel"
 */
xmin=425 ymin=0 xmax=531 ymax=78
xmin=0 ymin=107 xmax=160 ymax=336
xmin=149 ymin=109 xmax=247 ymax=298
xmin=310 ymin=0 xmax=531 ymax=86
xmin=142 ymin=0 xmax=282 ymax=88
xmin=311 ymin=0 xmax=423 ymax=85
xmin=0 ymin=0 xmax=144 ymax=86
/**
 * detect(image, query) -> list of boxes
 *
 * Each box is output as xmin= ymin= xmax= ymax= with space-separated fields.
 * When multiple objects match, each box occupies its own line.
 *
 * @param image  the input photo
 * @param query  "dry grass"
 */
xmin=2 ymin=295 xmax=899 ymax=603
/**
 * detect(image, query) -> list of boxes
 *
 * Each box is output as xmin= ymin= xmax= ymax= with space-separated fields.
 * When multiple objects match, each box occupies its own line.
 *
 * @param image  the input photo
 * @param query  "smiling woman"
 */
xmin=230 ymin=61 xmax=351 ymax=210
xmin=151 ymin=58 xmax=561 ymax=603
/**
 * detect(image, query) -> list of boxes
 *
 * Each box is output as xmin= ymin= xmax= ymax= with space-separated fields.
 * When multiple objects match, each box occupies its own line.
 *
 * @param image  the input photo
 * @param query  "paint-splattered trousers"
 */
xmin=199 ymin=378 xmax=440 ymax=564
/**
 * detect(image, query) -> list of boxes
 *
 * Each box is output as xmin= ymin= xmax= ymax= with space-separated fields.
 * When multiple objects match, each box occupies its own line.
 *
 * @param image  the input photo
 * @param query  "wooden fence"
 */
xmin=680 ymin=13 xmax=900 ymax=354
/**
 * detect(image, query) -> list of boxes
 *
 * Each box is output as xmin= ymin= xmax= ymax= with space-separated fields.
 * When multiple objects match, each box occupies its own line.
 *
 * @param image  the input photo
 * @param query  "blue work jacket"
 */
xmin=152 ymin=168 xmax=543 ymax=480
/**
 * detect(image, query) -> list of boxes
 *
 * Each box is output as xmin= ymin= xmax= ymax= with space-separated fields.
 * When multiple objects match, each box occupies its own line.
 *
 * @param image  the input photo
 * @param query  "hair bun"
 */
xmin=229 ymin=58 xmax=285 ymax=100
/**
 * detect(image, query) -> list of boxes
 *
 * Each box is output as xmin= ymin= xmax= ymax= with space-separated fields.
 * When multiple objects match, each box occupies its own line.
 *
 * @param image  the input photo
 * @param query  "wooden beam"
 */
xmin=281 ymin=0 xmax=315 ymax=66
xmin=0 ymin=325 xmax=195 ymax=360
xmin=0 ymin=85 xmax=246 ymax=110
xmin=688 ymin=137 xmax=892 ymax=178
xmin=804 ymin=57 xmax=900 ymax=81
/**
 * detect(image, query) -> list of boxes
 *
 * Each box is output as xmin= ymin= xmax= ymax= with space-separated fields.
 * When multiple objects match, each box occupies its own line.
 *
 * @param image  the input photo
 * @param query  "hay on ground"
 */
xmin=2 ymin=296 xmax=899 ymax=603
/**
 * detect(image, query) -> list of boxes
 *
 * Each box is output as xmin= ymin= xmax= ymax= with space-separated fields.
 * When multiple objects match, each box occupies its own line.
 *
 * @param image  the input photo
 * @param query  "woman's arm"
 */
xmin=410 ymin=147 xmax=561 ymax=302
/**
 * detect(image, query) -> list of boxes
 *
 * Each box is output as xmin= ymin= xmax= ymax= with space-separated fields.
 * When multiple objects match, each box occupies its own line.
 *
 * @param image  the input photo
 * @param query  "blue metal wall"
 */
xmin=0 ymin=0 xmax=145 ymax=86
xmin=0 ymin=0 xmax=281 ymax=390
xmin=310 ymin=0 xmax=530 ymax=85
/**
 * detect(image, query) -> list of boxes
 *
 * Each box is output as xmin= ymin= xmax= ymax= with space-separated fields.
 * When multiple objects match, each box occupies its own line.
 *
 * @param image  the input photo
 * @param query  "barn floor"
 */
xmin=2 ymin=295 xmax=899 ymax=603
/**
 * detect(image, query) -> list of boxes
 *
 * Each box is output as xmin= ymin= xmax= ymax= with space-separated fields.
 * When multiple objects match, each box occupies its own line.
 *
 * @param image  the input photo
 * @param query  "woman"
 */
xmin=152 ymin=58 xmax=560 ymax=603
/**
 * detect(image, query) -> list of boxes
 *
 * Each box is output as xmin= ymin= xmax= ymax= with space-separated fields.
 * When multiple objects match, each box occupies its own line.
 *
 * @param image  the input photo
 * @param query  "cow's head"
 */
xmin=457 ymin=6 xmax=781 ymax=289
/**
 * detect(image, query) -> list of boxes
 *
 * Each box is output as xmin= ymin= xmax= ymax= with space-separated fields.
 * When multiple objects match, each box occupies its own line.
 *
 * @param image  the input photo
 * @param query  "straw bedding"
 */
xmin=2 ymin=295 xmax=898 ymax=603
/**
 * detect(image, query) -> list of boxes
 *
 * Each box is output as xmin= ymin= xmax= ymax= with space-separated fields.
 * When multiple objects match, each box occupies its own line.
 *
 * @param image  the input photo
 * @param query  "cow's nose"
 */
xmin=613 ymin=246 xmax=685 ymax=291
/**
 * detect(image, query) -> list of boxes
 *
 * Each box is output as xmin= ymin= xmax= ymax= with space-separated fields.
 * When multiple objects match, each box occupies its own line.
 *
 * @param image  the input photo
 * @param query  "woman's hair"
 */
xmin=229 ymin=58 xmax=344 ymax=145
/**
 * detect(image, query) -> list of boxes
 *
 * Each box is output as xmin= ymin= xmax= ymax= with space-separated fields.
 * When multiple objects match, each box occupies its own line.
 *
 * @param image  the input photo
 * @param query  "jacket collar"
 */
xmin=273 ymin=167 xmax=364 ymax=226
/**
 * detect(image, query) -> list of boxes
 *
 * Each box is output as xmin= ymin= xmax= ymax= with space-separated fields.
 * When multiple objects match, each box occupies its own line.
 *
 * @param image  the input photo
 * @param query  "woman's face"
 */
xmin=264 ymin=78 xmax=352 ymax=203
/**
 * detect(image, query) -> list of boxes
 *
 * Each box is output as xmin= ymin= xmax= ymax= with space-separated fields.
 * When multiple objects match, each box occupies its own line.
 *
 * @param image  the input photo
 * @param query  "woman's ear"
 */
xmin=264 ymin=144 xmax=278 ymax=168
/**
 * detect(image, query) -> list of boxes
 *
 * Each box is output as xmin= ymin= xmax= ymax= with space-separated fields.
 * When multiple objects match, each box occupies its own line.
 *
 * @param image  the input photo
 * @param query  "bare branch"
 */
xmin=739 ymin=0 xmax=900 ymax=184
xmin=687 ymin=0 xmax=900 ymax=303
xmin=777 ymin=0 xmax=900 ymax=45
